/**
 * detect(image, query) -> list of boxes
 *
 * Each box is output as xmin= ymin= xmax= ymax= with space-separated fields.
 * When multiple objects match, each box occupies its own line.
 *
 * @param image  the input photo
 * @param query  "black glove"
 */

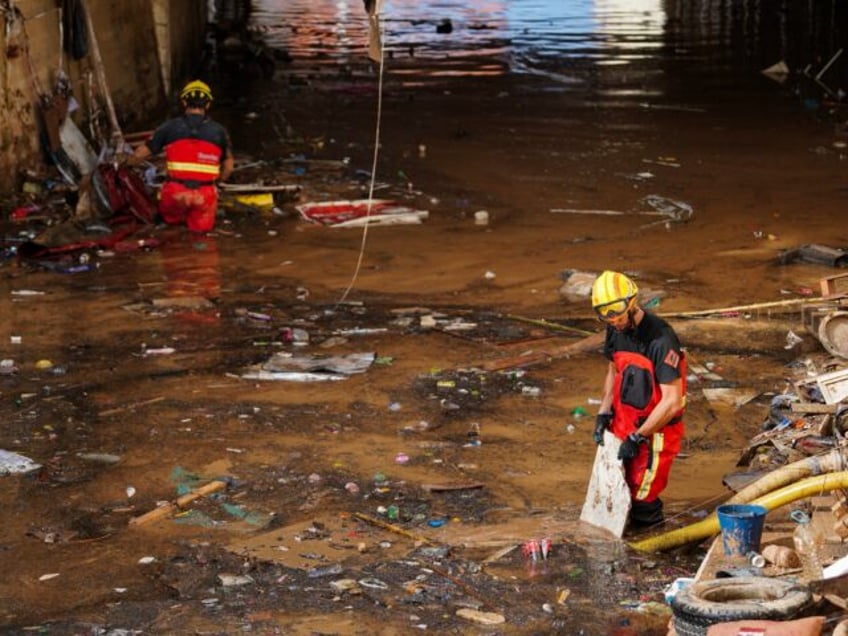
xmin=593 ymin=412 xmax=613 ymax=445
xmin=618 ymin=432 xmax=647 ymax=460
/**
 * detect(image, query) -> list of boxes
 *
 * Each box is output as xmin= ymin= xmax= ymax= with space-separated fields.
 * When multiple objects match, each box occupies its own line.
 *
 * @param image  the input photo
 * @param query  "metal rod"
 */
xmin=816 ymin=48 xmax=843 ymax=81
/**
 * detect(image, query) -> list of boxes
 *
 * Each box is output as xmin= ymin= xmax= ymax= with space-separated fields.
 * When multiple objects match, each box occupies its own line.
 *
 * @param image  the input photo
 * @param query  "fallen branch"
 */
xmin=352 ymin=512 xmax=435 ymax=545
xmin=98 ymin=396 xmax=166 ymax=417
xmin=504 ymin=314 xmax=594 ymax=336
xmin=421 ymin=482 xmax=485 ymax=493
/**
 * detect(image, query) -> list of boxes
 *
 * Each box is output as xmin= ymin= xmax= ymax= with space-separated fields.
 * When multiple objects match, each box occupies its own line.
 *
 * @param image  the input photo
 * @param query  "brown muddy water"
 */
xmin=0 ymin=1 xmax=846 ymax=634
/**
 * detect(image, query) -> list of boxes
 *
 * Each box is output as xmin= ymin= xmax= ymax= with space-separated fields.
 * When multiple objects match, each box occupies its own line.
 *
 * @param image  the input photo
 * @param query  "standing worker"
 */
xmin=127 ymin=79 xmax=234 ymax=233
xmin=590 ymin=270 xmax=686 ymax=529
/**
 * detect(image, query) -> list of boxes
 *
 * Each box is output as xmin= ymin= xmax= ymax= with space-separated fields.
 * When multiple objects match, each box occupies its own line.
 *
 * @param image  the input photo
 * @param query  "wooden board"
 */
xmin=580 ymin=431 xmax=631 ymax=537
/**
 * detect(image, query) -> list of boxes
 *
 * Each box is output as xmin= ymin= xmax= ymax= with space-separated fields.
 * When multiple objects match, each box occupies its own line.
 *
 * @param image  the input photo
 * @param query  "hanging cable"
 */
xmin=334 ymin=9 xmax=386 ymax=307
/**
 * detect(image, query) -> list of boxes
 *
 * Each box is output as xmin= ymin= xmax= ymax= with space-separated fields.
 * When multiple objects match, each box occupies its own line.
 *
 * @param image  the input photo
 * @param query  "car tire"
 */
xmin=671 ymin=577 xmax=811 ymax=636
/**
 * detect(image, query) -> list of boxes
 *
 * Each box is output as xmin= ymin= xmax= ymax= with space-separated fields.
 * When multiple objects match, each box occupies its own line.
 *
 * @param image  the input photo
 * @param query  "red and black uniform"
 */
xmin=604 ymin=311 xmax=686 ymax=524
xmin=145 ymin=114 xmax=231 ymax=232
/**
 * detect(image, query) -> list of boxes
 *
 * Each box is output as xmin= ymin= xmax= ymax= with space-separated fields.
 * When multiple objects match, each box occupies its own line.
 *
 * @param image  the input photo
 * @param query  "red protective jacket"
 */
xmin=165 ymin=138 xmax=222 ymax=184
xmin=610 ymin=350 xmax=686 ymax=503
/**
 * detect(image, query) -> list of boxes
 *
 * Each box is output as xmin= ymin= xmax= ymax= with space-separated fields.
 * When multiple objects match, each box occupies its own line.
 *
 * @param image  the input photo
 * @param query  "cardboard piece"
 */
xmin=701 ymin=387 xmax=759 ymax=409
xmin=579 ymin=431 xmax=631 ymax=537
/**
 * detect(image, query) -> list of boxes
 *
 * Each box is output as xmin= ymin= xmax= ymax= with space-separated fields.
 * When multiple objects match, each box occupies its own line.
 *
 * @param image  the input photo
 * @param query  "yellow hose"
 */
xmin=726 ymin=449 xmax=844 ymax=505
xmin=630 ymin=470 xmax=848 ymax=553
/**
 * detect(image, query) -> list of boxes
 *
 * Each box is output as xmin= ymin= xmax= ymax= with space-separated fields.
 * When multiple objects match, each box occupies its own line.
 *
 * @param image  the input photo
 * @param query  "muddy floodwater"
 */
xmin=0 ymin=0 xmax=846 ymax=634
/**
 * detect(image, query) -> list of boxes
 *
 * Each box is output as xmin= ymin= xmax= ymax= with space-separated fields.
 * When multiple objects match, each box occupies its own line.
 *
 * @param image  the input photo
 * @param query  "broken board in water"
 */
xmin=579 ymin=430 xmax=631 ymax=538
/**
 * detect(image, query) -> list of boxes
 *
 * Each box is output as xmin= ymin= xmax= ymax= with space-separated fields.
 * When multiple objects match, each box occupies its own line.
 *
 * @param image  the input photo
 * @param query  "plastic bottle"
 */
xmin=791 ymin=510 xmax=824 ymax=580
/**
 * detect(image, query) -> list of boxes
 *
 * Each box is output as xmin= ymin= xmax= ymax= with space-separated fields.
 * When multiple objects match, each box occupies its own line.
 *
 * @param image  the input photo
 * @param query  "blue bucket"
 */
xmin=716 ymin=504 xmax=767 ymax=557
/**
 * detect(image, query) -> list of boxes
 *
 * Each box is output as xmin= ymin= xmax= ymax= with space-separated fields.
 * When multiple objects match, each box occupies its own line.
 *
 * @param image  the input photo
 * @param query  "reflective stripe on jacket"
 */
xmin=165 ymin=138 xmax=222 ymax=182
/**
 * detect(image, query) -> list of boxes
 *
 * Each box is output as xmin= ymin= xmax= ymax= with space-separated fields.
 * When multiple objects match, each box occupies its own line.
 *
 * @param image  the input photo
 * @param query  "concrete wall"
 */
xmin=0 ymin=0 xmax=207 ymax=195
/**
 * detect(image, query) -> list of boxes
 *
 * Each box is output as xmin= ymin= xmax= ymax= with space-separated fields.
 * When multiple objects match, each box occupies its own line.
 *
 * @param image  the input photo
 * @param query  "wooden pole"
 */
xmin=83 ymin=0 xmax=123 ymax=146
xmin=129 ymin=480 xmax=229 ymax=526
xmin=658 ymin=296 xmax=843 ymax=319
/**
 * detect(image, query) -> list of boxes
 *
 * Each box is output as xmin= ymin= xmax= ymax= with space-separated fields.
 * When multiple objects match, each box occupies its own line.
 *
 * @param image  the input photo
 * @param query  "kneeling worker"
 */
xmin=128 ymin=79 xmax=234 ymax=232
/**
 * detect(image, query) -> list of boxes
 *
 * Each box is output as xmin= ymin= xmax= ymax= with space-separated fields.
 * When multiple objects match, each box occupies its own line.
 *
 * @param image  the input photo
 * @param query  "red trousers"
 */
xmin=159 ymin=182 xmax=219 ymax=232
xmin=624 ymin=421 xmax=683 ymax=503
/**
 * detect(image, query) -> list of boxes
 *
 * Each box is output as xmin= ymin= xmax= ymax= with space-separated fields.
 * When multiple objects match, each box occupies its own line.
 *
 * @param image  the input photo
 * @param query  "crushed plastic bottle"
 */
xmin=791 ymin=509 xmax=824 ymax=580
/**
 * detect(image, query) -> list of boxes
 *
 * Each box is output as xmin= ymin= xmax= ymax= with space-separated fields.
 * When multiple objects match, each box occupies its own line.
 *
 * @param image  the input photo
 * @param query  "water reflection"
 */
xmin=156 ymin=233 xmax=222 ymax=325
xmin=247 ymin=0 xmax=846 ymax=101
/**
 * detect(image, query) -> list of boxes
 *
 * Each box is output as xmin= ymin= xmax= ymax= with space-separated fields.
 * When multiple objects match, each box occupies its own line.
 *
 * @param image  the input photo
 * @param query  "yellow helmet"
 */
xmin=591 ymin=270 xmax=639 ymax=319
xmin=179 ymin=80 xmax=213 ymax=106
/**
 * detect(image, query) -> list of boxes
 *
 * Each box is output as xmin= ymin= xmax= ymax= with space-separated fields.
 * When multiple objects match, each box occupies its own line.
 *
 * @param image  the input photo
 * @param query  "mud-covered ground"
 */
xmin=1 ymin=25 xmax=847 ymax=636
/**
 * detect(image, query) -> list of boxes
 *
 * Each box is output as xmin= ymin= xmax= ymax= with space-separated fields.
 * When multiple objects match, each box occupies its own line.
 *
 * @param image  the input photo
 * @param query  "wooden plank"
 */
xmin=820 ymin=272 xmax=848 ymax=297
xmin=791 ymin=402 xmax=840 ymax=414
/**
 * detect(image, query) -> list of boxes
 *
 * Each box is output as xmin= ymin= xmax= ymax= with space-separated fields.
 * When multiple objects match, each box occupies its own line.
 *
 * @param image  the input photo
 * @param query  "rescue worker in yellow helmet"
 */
xmin=128 ymin=79 xmax=234 ymax=232
xmin=591 ymin=270 xmax=687 ymax=529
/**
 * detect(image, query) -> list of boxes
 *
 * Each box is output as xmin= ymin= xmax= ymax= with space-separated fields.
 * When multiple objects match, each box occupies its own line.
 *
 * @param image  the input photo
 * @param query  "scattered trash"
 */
xmin=558 ymin=269 xmax=597 ymax=300
xmin=549 ymin=194 xmax=692 ymax=226
xmin=0 ymin=359 xmax=18 ymax=375
xmin=358 ymin=577 xmax=389 ymax=590
xmin=330 ymin=578 xmax=359 ymax=594
xmin=456 ymin=608 xmax=505 ymax=626
xmin=642 ymin=156 xmax=681 ymax=168
xmin=663 ymin=577 xmax=694 ymax=604
xmin=0 ymin=450 xmax=41 ymax=475
xmin=761 ymin=60 xmax=790 ymax=81
xmin=522 ymin=538 xmax=552 ymax=561
xmin=641 ymin=194 xmax=694 ymax=223
xmin=217 ymin=574 xmax=255 ymax=587
xmin=142 ymin=347 xmax=176 ymax=356
xmin=76 ymin=452 xmax=122 ymax=464
xmin=241 ymin=352 xmax=376 ymax=381
xmin=785 ymin=330 xmax=804 ymax=349
xmin=761 ymin=544 xmax=800 ymax=568
xmin=297 ymin=199 xmax=429 ymax=227
xmin=778 ymin=244 xmax=848 ymax=268
xmin=435 ymin=18 xmax=453 ymax=34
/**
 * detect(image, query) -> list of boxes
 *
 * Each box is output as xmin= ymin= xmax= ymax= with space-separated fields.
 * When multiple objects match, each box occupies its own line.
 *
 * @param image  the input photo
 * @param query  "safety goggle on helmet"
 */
xmin=591 ymin=270 xmax=639 ymax=320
